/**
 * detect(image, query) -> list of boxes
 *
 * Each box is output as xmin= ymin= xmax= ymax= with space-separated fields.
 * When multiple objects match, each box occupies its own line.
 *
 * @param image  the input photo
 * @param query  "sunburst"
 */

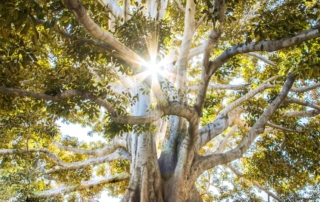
xmin=128 ymin=30 xmax=182 ymax=104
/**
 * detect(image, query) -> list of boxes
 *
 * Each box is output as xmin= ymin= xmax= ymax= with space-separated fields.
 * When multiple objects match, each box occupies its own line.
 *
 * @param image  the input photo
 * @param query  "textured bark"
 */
xmin=121 ymin=132 xmax=164 ymax=202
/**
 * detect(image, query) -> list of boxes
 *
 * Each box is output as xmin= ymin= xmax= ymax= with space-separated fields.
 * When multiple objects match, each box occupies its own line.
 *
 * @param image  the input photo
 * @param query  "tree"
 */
xmin=0 ymin=0 xmax=319 ymax=201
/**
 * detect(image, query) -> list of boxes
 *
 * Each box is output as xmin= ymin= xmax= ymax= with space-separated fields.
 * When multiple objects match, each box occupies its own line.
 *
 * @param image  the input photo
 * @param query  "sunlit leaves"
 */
xmin=0 ymin=0 xmax=319 ymax=200
xmin=115 ymin=10 xmax=171 ymax=60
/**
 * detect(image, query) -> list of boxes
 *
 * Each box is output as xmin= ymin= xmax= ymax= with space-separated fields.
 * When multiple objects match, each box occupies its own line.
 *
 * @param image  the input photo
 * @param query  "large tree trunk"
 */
xmin=121 ymin=132 xmax=164 ymax=202
xmin=121 ymin=128 xmax=202 ymax=202
xmin=120 ymin=87 xmax=201 ymax=201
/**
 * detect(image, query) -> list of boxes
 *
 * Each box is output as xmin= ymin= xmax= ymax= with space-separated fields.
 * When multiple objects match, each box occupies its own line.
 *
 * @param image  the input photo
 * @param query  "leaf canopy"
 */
xmin=0 ymin=0 xmax=319 ymax=201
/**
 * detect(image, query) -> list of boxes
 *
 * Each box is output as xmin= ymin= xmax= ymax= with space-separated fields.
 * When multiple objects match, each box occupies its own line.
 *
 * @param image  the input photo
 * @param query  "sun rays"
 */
xmin=121 ymin=29 xmax=185 ymax=105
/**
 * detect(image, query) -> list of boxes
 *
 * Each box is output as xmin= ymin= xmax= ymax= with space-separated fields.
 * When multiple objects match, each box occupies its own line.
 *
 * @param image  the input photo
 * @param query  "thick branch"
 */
xmin=122 ymin=0 xmax=130 ymax=21
xmin=208 ymin=25 xmax=320 ymax=76
xmin=65 ymin=0 xmax=145 ymax=67
xmin=164 ymin=102 xmax=197 ymax=121
xmin=175 ymin=0 xmax=195 ymax=91
xmin=194 ymin=30 xmax=221 ymax=115
xmin=188 ymin=44 xmax=206 ymax=59
xmin=32 ymin=172 xmax=130 ymax=198
xmin=115 ymin=110 xmax=164 ymax=124
xmin=195 ymin=113 xmax=230 ymax=151
xmin=46 ymin=148 xmax=131 ymax=173
xmin=284 ymin=98 xmax=320 ymax=111
xmin=266 ymin=122 xmax=301 ymax=133
xmin=53 ymin=135 xmax=126 ymax=156
xmin=112 ymin=101 xmax=197 ymax=123
xmin=215 ymin=0 xmax=226 ymax=25
xmin=202 ymin=30 xmax=221 ymax=70
xmin=194 ymin=73 xmax=295 ymax=175
xmin=225 ymin=165 xmax=284 ymax=202
xmin=284 ymin=110 xmax=319 ymax=117
xmin=290 ymin=83 xmax=320 ymax=93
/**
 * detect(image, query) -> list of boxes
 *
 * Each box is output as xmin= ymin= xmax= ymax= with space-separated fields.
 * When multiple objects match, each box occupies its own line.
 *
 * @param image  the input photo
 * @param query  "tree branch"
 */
xmin=196 ymin=77 xmax=276 ymax=151
xmin=208 ymin=25 xmax=320 ymax=76
xmin=32 ymin=172 xmax=130 ymax=198
xmin=115 ymin=110 xmax=164 ymax=124
xmin=53 ymin=135 xmax=127 ymax=156
xmin=290 ymin=83 xmax=320 ymax=93
xmin=111 ymin=101 xmax=197 ymax=123
xmin=122 ymin=0 xmax=130 ymax=21
xmin=195 ymin=14 xmax=207 ymax=30
xmin=214 ymin=125 xmax=238 ymax=154
xmin=173 ymin=0 xmax=185 ymax=12
xmin=64 ymin=0 xmax=146 ymax=67
xmin=0 ymin=148 xmax=64 ymax=165
xmin=202 ymin=30 xmax=221 ymax=69
xmin=284 ymin=110 xmax=319 ymax=117
xmin=194 ymin=30 xmax=221 ymax=115
xmin=34 ymin=18 xmax=124 ymax=59
xmin=218 ymin=79 xmax=276 ymax=115
xmin=194 ymin=73 xmax=295 ymax=176
xmin=188 ymin=83 xmax=250 ymax=92
xmin=174 ymin=0 xmax=196 ymax=91
xmin=0 ymin=147 xmax=130 ymax=173
xmin=188 ymin=44 xmax=206 ymax=59
xmin=0 ymin=86 xmax=118 ymax=115
xmin=266 ymin=122 xmax=301 ymax=133
xmin=284 ymin=98 xmax=320 ymax=111
xmin=224 ymin=164 xmax=284 ymax=202
xmin=164 ymin=102 xmax=197 ymax=121
xmin=97 ymin=0 xmax=122 ymax=18
xmin=203 ymin=125 xmax=238 ymax=156
xmin=246 ymin=52 xmax=277 ymax=66
xmin=0 ymin=87 xmax=197 ymax=124
xmin=46 ymin=148 xmax=131 ymax=174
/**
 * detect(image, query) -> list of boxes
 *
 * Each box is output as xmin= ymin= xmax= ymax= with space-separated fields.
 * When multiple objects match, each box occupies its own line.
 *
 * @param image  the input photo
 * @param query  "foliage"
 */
xmin=0 ymin=0 xmax=319 ymax=201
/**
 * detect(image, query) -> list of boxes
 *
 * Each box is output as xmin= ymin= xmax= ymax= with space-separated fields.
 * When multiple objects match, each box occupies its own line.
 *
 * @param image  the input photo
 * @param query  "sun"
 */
xmin=145 ymin=60 xmax=163 ymax=78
